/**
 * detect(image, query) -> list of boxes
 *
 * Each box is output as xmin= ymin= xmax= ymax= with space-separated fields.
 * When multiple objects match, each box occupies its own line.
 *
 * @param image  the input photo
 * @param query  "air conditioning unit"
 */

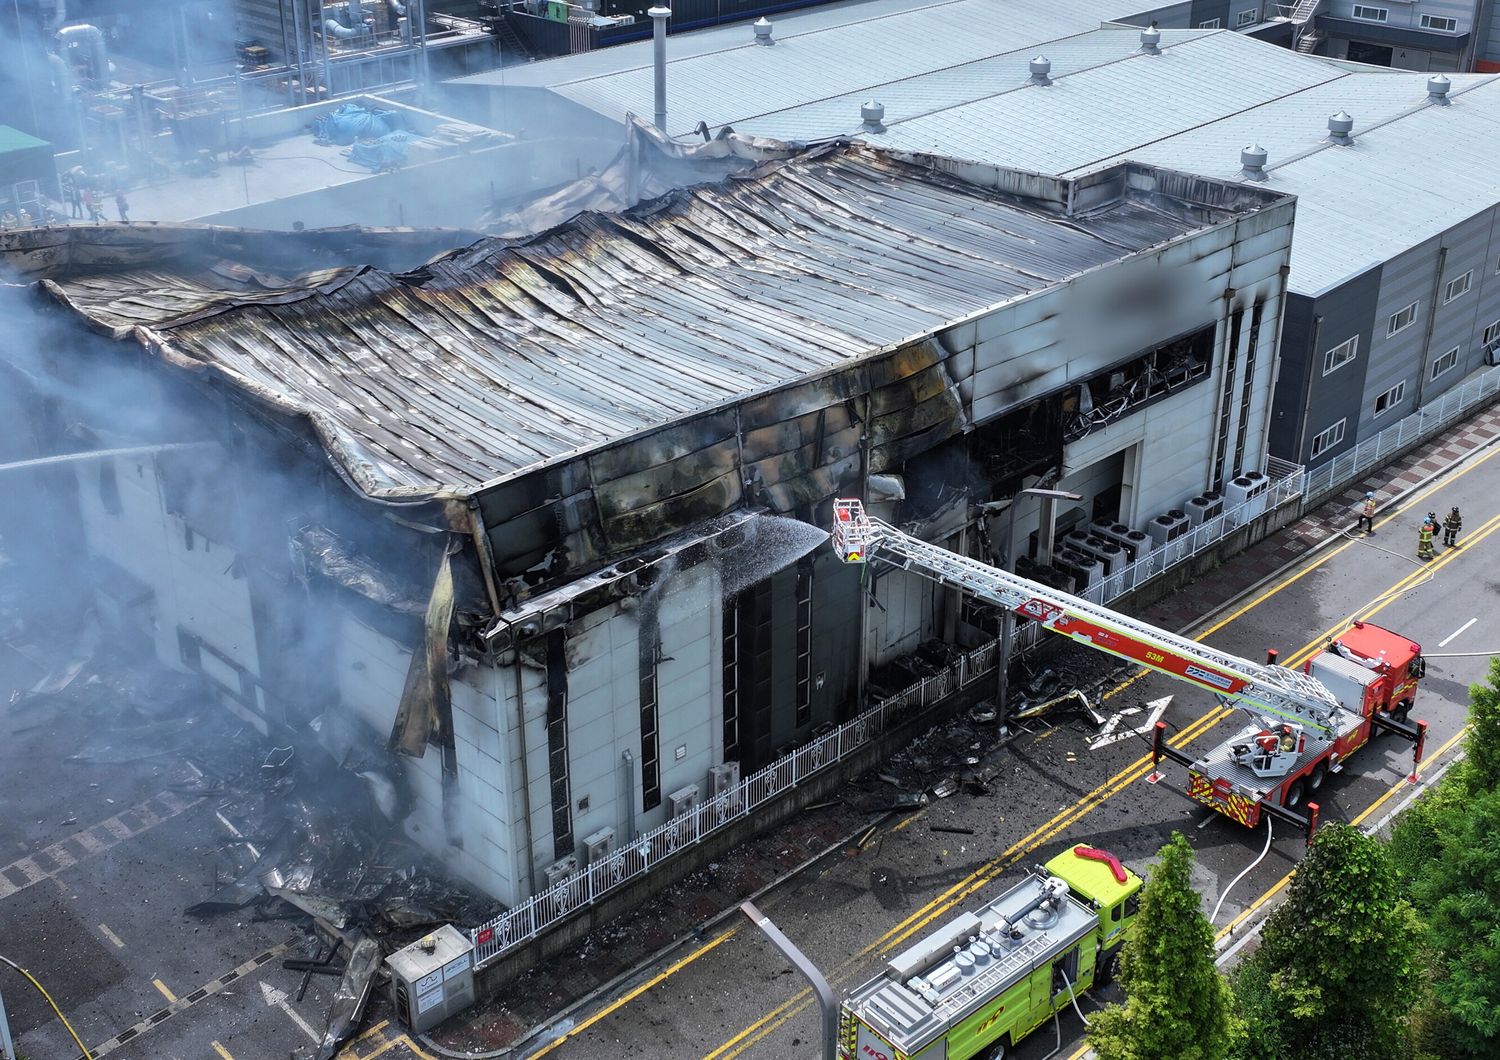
xmin=1147 ymin=509 xmax=1191 ymax=564
xmin=709 ymin=762 xmax=740 ymax=796
xmin=583 ymin=827 xmax=616 ymax=866
xmin=1061 ymin=529 xmax=1093 ymax=557
xmin=667 ymin=784 xmax=700 ymax=818
xmin=1184 ymin=491 xmax=1224 ymax=527
xmin=1096 ymin=523 xmax=1149 ymax=563
xmin=1055 ymin=549 xmax=1103 ymax=590
xmin=1075 ymin=535 xmax=1125 ymax=576
xmin=544 ymin=855 xmax=578 ymax=888
xmin=1224 ymin=473 xmax=1270 ymax=526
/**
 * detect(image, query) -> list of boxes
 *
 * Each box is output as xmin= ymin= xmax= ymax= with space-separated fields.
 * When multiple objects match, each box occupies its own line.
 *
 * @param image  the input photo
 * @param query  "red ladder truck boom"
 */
xmin=831 ymin=498 xmax=1427 ymax=840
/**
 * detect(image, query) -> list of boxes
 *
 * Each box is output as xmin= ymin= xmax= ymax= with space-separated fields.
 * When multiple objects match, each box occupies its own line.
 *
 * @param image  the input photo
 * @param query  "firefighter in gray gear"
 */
xmin=1443 ymin=507 xmax=1462 ymax=547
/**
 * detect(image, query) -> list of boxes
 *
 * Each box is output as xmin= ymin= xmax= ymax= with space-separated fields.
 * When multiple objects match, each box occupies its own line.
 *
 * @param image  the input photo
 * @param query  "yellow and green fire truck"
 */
xmin=839 ymin=845 xmax=1141 ymax=1060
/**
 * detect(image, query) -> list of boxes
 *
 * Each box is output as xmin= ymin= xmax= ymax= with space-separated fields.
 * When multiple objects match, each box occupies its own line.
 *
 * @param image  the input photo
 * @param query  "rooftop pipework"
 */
xmin=650 ymin=6 xmax=671 ymax=131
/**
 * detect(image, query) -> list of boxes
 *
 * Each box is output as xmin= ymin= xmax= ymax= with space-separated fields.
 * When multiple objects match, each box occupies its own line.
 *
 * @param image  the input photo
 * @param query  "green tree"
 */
xmin=1463 ymin=657 xmax=1500 ymax=794
xmin=1410 ymin=786 xmax=1500 ymax=1056
xmin=1236 ymin=823 xmax=1420 ymax=1060
xmin=1087 ymin=832 xmax=1243 ymax=1060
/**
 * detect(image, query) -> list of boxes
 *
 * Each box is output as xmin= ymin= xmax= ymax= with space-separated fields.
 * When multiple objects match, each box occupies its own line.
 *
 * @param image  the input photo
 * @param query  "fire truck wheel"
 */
xmin=1394 ymin=700 xmax=1413 ymax=723
xmin=1309 ymin=763 xmax=1328 ymax=791
xmin=1096 ymin=948 xmax=1120 ymax=986
xmin=983 ymin=1036 xmax=1010 ymax=1060
xmin=1284 ymin=778 xmax=1306 ymax=809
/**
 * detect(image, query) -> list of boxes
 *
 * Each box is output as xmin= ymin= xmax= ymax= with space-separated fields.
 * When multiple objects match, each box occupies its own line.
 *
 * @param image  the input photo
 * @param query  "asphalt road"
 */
xmin=530 ymin=446 xmax=1500 ymax=1060
xmin=0 ymin=649 xmax=432 ymax=1060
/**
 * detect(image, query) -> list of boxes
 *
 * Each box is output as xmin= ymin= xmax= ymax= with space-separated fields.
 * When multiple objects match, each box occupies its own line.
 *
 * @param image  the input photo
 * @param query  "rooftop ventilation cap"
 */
xmin=1029 ymin=55 xmax=1053 ymax=84
xmin=1427 ymin=74 xmax=1451 ymax=104
xmin=1240 ymin=143 xmax=1269 ymax=181
xmin=860 ymin=100 xmax=885 ymax=130
xmin=1328 ymin=110 xmax=1353 ymax=144
xmin=1140 ymin=25 xmax=1161 ymax=53
xmin=752 ymin=16 xmax=773 ymax=44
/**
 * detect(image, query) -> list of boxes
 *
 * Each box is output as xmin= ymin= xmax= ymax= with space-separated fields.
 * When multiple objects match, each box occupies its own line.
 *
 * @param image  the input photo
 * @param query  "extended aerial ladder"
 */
xmin=832 ymin=499 xmax=1428 ymax=841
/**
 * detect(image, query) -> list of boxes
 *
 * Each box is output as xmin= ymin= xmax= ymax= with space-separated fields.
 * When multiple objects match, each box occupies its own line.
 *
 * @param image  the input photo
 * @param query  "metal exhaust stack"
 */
xmin=650 ymin=6 xmax=671 ymax=131
xmin=1427 ymin=74 xmax=1451 ymax=105
xmin=1029 ymin=55 xmax=1053 ymax=85
xmin=1327 ymin=110 xmax=1353 ymax=145
xmin=1140 ymin=25 xmax=1161 ymax=54
xmin=1239 ymin=143 xmax=1269 ymax=181
xmin=753 ymin=16 xmax=773 ymax=44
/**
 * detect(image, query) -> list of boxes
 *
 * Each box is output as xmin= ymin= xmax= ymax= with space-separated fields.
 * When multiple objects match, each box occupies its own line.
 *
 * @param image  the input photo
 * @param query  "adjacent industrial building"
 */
xmin=465 ymin=20 xmax=1500 ymax=467
xmin=0 ymin=133 xmax=1295 ymax=905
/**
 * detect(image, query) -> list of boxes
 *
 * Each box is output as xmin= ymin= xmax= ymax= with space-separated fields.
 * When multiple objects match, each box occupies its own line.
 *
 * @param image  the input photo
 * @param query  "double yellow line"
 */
xmin=703 ymin=475 xmax=1500 ymax=1059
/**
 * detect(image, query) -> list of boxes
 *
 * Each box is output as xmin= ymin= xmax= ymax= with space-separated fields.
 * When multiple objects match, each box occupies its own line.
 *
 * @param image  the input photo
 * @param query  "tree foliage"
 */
xmin=1087 ymin=832 xmax=1242 ymax=1060
xmin=1410 ymin=786 xmax=1500 ymax=1056
xmin=1463 ymin=656 xmax=1500 ymax=794
xmin=1235 ymin=823 xmax=1419 ymax=1060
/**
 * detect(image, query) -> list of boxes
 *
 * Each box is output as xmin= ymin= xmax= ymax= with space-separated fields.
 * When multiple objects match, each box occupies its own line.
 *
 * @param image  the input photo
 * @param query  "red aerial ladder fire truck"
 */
xmin=832 ymin=499 xmax=1428 ymax=841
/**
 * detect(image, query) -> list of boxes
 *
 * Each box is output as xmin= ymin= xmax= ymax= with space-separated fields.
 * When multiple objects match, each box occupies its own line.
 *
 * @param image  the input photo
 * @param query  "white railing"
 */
xmin=469 ymin=468 xmax=1310 ymax=969
xmin=1303 ymin=364 xmax=1500 ymax=501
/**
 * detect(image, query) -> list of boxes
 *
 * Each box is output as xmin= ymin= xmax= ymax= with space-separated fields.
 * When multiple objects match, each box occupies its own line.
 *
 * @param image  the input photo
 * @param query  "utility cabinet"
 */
xmin=386 ymin=924 xmax=476 ymax=1034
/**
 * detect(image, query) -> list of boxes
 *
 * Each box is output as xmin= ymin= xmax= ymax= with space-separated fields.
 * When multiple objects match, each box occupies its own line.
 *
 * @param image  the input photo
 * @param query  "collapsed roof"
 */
xmin=3 ymin=127 xmax=1284 ymax=507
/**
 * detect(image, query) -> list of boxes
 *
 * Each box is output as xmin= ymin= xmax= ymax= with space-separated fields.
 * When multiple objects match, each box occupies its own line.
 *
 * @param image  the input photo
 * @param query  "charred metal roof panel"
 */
xmin=39 ymin=146 xmax=1274 ymax=499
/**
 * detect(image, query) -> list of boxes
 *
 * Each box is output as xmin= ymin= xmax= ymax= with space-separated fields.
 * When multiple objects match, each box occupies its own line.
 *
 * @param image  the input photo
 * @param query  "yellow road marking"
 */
xmin=531 ymin=927 xmax=740 ymax=1056
xmin=402 ymin=1036 xmax=438 ymax=1060
xmin=889 ymin=812 xmax=925 ymax=833
xmin=152 ymin=978 xmax=177 ymax=1003
xmin=356 ymin=1021 xmax=391 ymax=1043
xmin=211 ymin=1042 xmax=235 ymax=1060
xmin=707 ymin=499 xmax=1500 ymax=1059
xmin=97 ymin=923 xmax=124 ymax=949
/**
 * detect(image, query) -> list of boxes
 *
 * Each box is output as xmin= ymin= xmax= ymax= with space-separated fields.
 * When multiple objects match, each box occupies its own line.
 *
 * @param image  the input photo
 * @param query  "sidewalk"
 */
xmin=421 ymin=399 xmax=1500 ymax=1057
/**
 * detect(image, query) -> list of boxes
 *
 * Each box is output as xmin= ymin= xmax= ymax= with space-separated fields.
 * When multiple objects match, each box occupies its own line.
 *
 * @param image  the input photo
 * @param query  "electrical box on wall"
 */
xmin=386 ymin=924 xmax=476 ymax=1034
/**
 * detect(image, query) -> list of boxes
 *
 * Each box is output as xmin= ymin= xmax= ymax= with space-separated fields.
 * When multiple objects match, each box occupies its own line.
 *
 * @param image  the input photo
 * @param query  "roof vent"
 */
xmin=1140 ymin=25 xmax=1161 ymax=54
xmin=1239 ymin=144 xmax=1269 ymax=181
xmin=1029 ymin=55 xmax=1053 ymax=85
xmin=1427 ymin=74 xmax=1451 ymax=105
xmin=752 ymin=16 xmax=773 ymax=44
xmin=860 ymin=100 xmax=886 ymax=131
xmin=1327 ymin=110 xmax=1353 ymax=145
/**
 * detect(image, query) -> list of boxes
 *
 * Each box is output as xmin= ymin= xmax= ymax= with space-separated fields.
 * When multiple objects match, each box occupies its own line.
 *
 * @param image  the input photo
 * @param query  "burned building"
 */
xmin=0 ymin=133 xmax=1293 ymax=908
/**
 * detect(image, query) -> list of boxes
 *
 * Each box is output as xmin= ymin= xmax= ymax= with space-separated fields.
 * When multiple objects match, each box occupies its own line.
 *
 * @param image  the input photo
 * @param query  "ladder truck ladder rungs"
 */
xmin=835 ymin=500 xmax=1343 ymax=737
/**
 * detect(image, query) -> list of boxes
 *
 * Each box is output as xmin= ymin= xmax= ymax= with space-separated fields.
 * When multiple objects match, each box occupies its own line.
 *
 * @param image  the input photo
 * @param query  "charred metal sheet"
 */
xmin=388 ymin=551 xmax=456 ymax=759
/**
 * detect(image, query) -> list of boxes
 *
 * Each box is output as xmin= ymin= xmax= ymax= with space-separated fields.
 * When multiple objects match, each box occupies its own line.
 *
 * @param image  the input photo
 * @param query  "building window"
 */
xmin=1322 ymin=335 xmax=1359 ymax=375
xmin=1310 ymin=418 xmax=1346 ymax=458
xmin=1420 ymin=14 xmax=1457 ymax=29
xmin=1237 ymin=8 xmax=1258 ymax=25
xmin=794 ymin=558 xmax=813 ymax=729
xmin=1373 ymin=381 xmax=1406 ymax=418
xmin=639 ymin=623 xmax=661 ymax=814
xmin=1431 ymin=346 xmax=1460 ymax=380
xmin=1443 ymin=270 xmax=1472 ymax=303
xmin=1352 ymin=4 xmax=1387 ymax=19
xmin=1197 ymin=17 xmax=1222 ymax=26
xmin=97 ymin=458 xmax=122 ymax=515
xmin=1483 ymin=320 xmax=1500 ymax=348
xmin=1387 ymin=301 xmax=1419 ymax=337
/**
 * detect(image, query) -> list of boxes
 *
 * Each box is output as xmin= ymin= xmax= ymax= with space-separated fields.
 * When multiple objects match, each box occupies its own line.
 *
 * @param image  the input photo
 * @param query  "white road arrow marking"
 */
xmin=1089 ymin=696 xmax=1172 ymax=750
xmin=260 ymin=980 xmax=321 ymax=1043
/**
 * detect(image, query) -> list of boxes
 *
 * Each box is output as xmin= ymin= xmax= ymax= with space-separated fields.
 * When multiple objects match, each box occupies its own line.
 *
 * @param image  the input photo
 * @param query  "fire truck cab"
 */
xmin=839 ymin=846 xmax=1141 ymax=1060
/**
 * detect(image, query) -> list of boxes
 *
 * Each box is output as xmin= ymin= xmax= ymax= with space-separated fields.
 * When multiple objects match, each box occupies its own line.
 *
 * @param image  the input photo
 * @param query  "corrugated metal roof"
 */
xmin=728 ymin=27 xmax=1209 ymax=142
xmin=868 ymin=31 xmax=1346 ymax=171
xmin=43 ymin=145 xmax=1262 ymax=498
xmin=481 ymin=0 xmax=1153 ymax=135
xmin=1068 ymin=73 xmax=1500 ymax=293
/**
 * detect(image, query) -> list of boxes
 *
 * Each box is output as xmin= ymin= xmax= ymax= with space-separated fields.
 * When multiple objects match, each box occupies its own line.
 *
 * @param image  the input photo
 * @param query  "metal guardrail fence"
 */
xmin=469 ymin=471 xmax=1312 ymax=968
xmin=1301 ymin=363 xmax=1500 ymax=501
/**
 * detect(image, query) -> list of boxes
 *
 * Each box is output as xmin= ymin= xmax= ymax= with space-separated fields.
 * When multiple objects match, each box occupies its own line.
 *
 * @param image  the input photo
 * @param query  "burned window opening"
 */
xmin=639 ymin=618 xmax=662 ymax=814
xmin=1234 ymin=302 xmax=1264 ymax=478
xmin=98 ymin=458 xmax=121 ymax=515
xmin=1212 ymin=310 xmax=1244 ymax=491
xmin=1062 ymin=325 xmax=1215 ymax=444
xmin=545 ymin=628 xmax=573 ymax=860
xmin=794 ymin=558 xmax=814 ymax=729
